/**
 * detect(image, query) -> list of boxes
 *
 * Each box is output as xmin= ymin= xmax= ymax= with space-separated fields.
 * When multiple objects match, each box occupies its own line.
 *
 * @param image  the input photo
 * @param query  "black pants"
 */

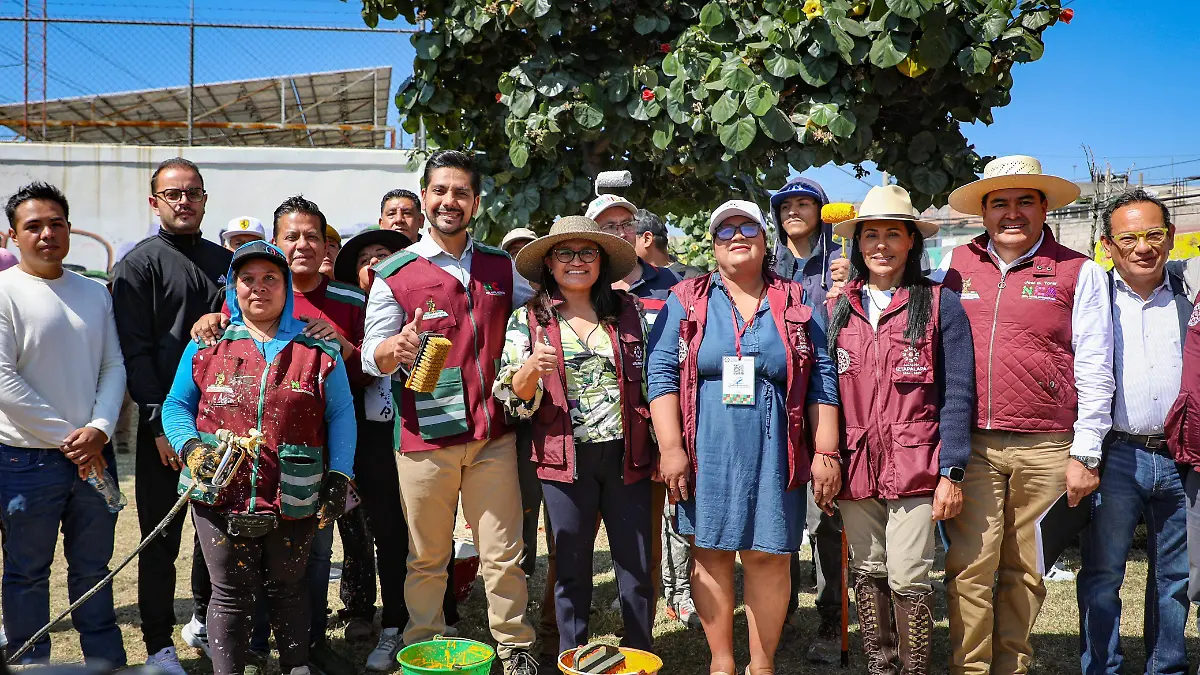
xmin=515 ymin=422 xmax=543 ymax=578
xmin=193 ymin=505 xmax=315 ymax=675
xmin=336 ymin=506 xmax=377 ymax=621
xmin=542 ymin=440 xmax=653 ymax=653
xmin=134 ymin=421 xmax=211 ymax=652
xmin=787 ymin=485 xmax=843 ymax=624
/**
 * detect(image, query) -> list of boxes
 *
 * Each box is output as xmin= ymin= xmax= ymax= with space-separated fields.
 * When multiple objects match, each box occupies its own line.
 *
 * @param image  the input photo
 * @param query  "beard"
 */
xmin=428 ymin=208 xmax=470 ymax=237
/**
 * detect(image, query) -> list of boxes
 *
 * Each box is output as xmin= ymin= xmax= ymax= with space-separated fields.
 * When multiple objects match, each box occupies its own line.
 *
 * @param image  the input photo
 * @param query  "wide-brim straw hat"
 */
xmin=948 ymin=155 xmax=1081 ymax=216
xmin=515 ymin=215 xmax=637 ymax=284
xmin=333 ymin=227 xmax=412 ymax=285
xmin=833 ymin=185 xmax=940 ymax=240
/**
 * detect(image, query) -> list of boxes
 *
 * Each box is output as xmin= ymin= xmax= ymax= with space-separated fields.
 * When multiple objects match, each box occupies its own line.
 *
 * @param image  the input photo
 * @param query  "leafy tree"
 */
xmin=361 ymin=0 xmax=1068 ymax=252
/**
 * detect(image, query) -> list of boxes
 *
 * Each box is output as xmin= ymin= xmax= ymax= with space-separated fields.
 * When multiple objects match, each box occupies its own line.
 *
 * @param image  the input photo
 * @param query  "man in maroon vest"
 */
xmin=361 ymin=150 xmax=539 ymax=675
xmin=937 ymin=156 xmax=1114 ymax=675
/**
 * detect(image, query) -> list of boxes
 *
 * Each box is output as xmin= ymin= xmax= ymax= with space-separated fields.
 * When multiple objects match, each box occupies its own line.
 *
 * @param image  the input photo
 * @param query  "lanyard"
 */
xmin=730 ymin=288 xmax=765 ymax=358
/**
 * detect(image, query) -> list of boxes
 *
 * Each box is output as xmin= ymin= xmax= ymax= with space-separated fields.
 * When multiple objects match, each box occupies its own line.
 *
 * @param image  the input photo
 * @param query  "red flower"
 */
xmin=642 ymin=88 xmax=655 ymax=102
xmin=1060 ymin=7 xmax=1074 ymax=23
xmin=660 ymin=43 xmax=671 ymax=53
xmin=495 ymin=93 xmax=503 ymax=103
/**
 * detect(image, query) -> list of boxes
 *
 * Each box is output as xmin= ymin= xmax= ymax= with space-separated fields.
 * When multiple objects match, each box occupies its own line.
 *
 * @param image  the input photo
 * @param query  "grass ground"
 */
xmin=27 ymin=450 xmax=1200 ymax=673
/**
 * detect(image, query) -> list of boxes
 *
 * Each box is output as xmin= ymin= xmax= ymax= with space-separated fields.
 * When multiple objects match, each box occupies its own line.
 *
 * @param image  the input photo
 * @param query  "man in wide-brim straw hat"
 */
xmin=933 ymin=156 xmax=1115 ymax=675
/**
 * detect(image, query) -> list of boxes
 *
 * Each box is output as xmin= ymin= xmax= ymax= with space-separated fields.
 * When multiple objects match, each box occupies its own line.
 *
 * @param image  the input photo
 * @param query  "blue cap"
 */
xmin=770 ymin=176 xmax=828 ymax=224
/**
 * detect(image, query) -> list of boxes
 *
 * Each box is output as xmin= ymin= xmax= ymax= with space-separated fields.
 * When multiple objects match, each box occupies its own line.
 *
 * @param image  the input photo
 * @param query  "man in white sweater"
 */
xmin=0 ymin=182 xmax=127 ymax=668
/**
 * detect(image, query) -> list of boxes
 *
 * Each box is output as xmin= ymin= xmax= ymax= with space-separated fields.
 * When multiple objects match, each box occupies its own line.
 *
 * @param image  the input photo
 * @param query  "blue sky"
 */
xmin=1 ymin=1 xmax=1196 ymax=201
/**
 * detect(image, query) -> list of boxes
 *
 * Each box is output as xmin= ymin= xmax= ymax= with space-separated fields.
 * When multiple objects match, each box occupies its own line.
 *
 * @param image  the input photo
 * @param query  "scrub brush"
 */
xmin=405 ymin=332 xmax=452 ymax=393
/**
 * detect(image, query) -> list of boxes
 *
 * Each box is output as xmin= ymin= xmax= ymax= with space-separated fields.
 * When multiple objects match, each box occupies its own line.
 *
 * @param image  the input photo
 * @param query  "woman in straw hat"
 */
xmin=823 ymin=185 xmax=975 ymax=675
xmin=647 ymin=199 xmax=840 ymax=675
xmin=493 ymin=215 xmax=657 ymax=655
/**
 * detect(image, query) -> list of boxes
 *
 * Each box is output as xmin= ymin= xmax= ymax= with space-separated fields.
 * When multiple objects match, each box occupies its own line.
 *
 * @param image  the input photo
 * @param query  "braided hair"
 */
xmin=826 ymin=221 xmax=933 ymax=351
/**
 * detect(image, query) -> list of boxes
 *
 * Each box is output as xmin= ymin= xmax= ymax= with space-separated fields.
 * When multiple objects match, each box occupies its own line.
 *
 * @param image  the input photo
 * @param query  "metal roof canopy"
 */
xmin=0 ymin=66 xmax=394 ymax=148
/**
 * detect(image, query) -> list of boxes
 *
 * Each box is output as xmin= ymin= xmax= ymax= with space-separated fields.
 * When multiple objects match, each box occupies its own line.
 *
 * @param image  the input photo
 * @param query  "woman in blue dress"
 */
xmin=648 ymin=199 xmax=841 ymax=675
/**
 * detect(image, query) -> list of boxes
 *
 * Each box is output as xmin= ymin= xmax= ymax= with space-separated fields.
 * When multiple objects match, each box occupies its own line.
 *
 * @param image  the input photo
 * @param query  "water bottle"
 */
xmin=87 ymin=466 xmax=128 ymax=513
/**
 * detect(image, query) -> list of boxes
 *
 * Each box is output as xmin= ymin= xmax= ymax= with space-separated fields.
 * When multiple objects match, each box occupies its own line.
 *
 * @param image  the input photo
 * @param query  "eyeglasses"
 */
xmin=551 ymin=247 xmax=600 ymax=264
xmin=154 ymin=187 xmax=207 ymax=203
xmin=598 ymin=220 xmax=635 ymax=234
xmin=714 ymin=223 xmax=763 ymax=241
xmin=1111 ymin=227 xmax=1168 ymax=251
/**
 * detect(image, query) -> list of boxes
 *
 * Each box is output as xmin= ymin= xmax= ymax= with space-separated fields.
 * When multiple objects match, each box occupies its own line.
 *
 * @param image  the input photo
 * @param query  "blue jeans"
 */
xmin=0 ymin=445 xmax=126 ymax=667
xmin=1078 ymin=439 xmax=1189 ymax=675
xmin=308 ymin=519 xmax=335 ymax=640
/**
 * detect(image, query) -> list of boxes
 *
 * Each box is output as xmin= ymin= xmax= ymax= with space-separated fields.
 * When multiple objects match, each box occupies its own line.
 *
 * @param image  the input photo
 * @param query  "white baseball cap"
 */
xmin=585 ymin=193 xmax=637 ymax=221
xmin=708 ymin=200 xmax=765 ymax=233
xmin=221 ymin=216 xmax=266 ymax=243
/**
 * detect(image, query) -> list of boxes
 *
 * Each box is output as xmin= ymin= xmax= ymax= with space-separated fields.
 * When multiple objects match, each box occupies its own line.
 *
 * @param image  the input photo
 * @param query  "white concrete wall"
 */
xmin=0 ymin=142 xmax=420 ymax=271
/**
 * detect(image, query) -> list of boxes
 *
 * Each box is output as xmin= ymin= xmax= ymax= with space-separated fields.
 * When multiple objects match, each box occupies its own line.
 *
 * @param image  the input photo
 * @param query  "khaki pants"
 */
xmin=945 ymin=430 xmax=1071 ymax=675
xmin=840 ymin=496 xmax=935 ymax=594
xmin=395 ymin=433 xmax=535 ymax=658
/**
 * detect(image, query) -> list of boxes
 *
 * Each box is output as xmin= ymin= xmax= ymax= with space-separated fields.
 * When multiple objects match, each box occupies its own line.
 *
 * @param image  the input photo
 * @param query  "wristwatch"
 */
xmin=939 ymin=466 xmax=965 ymax=483
xmin=1070 ymin=454 xmax=1101 ymax=470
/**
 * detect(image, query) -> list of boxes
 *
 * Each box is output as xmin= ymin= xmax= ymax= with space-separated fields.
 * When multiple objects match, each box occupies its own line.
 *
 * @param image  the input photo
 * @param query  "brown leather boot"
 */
xmin=854 ymin=573 xmax=898 ymax=675
xmin=893 ymin=591 xmax=933 ymax=675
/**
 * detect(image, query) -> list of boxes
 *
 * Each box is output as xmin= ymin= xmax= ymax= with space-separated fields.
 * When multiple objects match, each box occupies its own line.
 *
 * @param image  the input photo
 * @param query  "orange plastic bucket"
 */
xmin=557 ymin=647 xmax=663 ymax=674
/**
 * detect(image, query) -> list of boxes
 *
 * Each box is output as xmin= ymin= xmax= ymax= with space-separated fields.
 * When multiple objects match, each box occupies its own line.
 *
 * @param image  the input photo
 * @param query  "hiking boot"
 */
xmin=806 ymin=617 xmax=841 ymax=664
xmin=893 ymin=591 xmax=933 ymax=675
xmin=345 ymin=616 xmax=374 ymax=642
xmin=503 ymin=650 xmax=539 ymax=675
xmin=181 ymin=615 xmax=211 ymax=658
xmin=366 ymin=627 xmax=403 ymax=672
xmin=144 ymin=646 xmax=188 ymax=675
xmin=854 ymin=573 xmax=898 ymax=675
xmin=309 ymin=639 xmax=357 ymax=675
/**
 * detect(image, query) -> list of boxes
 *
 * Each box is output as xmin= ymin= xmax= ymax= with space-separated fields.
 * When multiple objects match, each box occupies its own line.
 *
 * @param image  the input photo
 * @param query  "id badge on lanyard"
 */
xmin=721 ymin=289 xmax=763 ymax=406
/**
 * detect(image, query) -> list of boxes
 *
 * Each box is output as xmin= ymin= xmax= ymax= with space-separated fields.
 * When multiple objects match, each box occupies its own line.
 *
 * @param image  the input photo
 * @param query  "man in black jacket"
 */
xmin=109 ymin=157 xmax=230 ymax=674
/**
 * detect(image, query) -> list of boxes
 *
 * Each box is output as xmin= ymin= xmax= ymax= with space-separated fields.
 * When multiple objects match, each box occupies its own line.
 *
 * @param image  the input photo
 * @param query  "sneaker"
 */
xmin=289 ymin=668 xmax=312 ymax=675
xmin=181 ymin=615 xmax=211 ymax=658
xmin=1045 ymin=562 xmax=1076 ymax=582
xmin=145 ymin=646 xmax=189 ymax=675
xmin=345 ymin=617 xmax=374 ymax=642
xmin=806 ymin=619 xmax=840 ymax=664
xmin=366 ymin=627 xmax=403 ymax=671
xmin=0 ymin=625 xmax=7 ymax=649
xmin=503 ymin=650 xmax=539 ymax=675
xmin=309 ymin=639 xmax=357 ymax=675
xmin=674 ymin=597 xmax=702 ymax=629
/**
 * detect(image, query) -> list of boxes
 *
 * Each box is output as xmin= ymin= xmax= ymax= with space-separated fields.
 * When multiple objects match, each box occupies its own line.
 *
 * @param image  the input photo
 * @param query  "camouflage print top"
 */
xmin=495 ymin=305 xmax=647 ymax=444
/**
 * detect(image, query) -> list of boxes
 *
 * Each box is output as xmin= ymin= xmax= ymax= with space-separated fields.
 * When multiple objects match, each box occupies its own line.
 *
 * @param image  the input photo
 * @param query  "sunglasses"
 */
xmin=1110 ymin=227 xmax=1168 ymax=251
xmin=714 ymin=223 xmax=763 ymax=241
xmin=551 ymin=247 xmax=600 ymax=264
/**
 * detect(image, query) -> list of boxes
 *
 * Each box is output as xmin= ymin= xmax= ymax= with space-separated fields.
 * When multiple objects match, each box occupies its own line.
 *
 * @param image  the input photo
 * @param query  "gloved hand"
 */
xmin=317 ymin=471 xmax=351 ymax=529
xmin=181 ymin=438 xmax=222 ymax=481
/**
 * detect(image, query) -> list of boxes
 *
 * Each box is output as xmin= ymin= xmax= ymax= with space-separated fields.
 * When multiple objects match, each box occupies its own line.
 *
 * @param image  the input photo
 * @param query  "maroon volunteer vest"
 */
xmin=1166 ymin=304 xmax=1200 ymax=467
xmin=528 ymin=294 xmax=656 ymax=484
xmin=673 ymin=272 xmax=815 ymax=490
xmin=830 ymin=281 xmax=943 ymax=500
xmin=183 ymin=328 xmax=338 ymax=519
xmin=942 ymin=228 xmax=1086 ymax=433
xmin=374 ymin=245 xmax=513 ymax=452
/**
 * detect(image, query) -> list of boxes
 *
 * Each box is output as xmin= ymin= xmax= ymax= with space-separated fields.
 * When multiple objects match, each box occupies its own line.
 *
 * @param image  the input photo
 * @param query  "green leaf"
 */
xmin=652 ymin=117 xmax=675 ymax=149
xmin=883 ymin=0 xmax=932 ymax=20
xmin=510 ymin=89 xmax=536 ymax=117
xmin=627 ymin=96 xmax=662 ymax=120
xmin=798 ymin=55 xmax=838 ymax=87
xmin=634 ymin=15 xmax=658 ymax=34
xmin=968 ymin=9 xmax=1008 ymax=41
xmin=573 ymin=103 xmax=604 ymax=129
xmin=509 ymin=140 xmax=530 ymax=168
xmin=511 ymin=186 xmax=540 ymax=216
xmin=744 ymin=83 xmax=778 ymax=117
xmin=721 ymin=63 xmax=756 ymax=92
xmin=537 ymin=72 xmax=569 ymax=97
xmin=662 ymin=51 xmax=680 ymax=77
xmin=700 ymin=1 xmax=725 ymax=28
xmin=711 ymin=90 xmax=741 ymax=124
xmin=907 ymin=130 xmax=937 ymax=163
xmin=497 ymin=74 xmax=516 ymax=96
xmin=916 ymin=32 xmax=951 ymax=69
xmin=719 ymin=115 xmax=758 ymax=152
xmin=837 ymin=16 xmax=869 ymax=37
xmin=809 ymin=102 xmax=838 ymax=126
xmin=521 ymin=0 xmax=551 ymax=19
xmin=869 ymin=32 xmax=910 ymax=68
xmin=764 ymin=51 xmax=802 ymax=78
xmin=828 ymin=109 xmax=857 ymax=138
xmin=413 ymin=33 xmax=444 ymax=60
xmin=758 ymin=107 xmax=795 ymax=142
xmin=607 ymin=70 xmax=632 ymax=102
xmin=538 ymin=16 xmax=563 ymax=38
xmin=1021 ymin=10 xmax=1052 ymax=31
xmin=638 ymin=68 xmax=660 ymax=89
xmin=956 ymin=46 xmax=991 ymax=75
xmin=910 ymin=166 xmax=949 ymax=197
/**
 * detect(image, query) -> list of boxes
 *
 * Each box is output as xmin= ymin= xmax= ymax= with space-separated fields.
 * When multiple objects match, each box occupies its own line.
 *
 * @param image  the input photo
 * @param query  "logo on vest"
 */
xmin=895 ymin=346 xmax=930 ymax=377
xmin=206 ymin=371 xmax=234 ymax=395
xmin=959 ymin=278 xmax=980 ymax=300
xmin=1189 ymin=302 xmax=1200 ymax=328
xmin=1021 ymin=280 xmax=1058 ymax=301
xmin=795 ymin=326 xmax=809 ymax=354
xmin=631 ymin=345 xmax=644 ymax=369
xmin=836 ymin=348 xmax=851 ymax=375
xmin=421 ymin=298 xmax=450 ymax=320
xmin=481 ymin=282 xmax=506 ymax=296
xmin=678 ymin=337 xmax=688 ymax=365
xmin=288 ymin=380 xmax=315 ymax=396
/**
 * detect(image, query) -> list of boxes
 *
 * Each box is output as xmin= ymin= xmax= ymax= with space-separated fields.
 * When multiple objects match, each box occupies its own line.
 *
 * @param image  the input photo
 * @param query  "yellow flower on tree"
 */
xmin=803 ymin=0 xmax=823 ymax=20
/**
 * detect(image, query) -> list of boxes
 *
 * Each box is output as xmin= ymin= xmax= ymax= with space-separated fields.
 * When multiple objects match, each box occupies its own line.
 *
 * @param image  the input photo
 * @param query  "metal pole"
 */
xmin=187 ymin=0 xmax=195 ymax=146
xmin=23 ymin=0 xmax=29 ymax=139
xmin=41 ymin=0 xmax=47 ymax=138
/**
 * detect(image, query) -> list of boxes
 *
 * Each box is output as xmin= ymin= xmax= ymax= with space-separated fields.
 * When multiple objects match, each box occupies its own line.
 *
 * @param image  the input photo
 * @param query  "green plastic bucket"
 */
xmin=397 ymin=636 xmax=496 ymax=674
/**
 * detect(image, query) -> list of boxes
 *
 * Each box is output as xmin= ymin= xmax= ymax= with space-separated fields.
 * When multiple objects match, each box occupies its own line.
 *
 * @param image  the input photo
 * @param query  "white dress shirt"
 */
xmin=361 ymin=233 xmax=535 ymax=378
xmin=933 ymin=235 xmax=1115 ymax=458
xmin=1110 ymin=273 xmax=1182 ymax=435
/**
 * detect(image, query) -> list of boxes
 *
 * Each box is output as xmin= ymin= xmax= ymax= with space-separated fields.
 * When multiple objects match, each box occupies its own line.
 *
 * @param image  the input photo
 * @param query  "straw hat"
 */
xmin=333 ymin=226 xmax=412 ymax=285
xmin=500 ymin=227 xmax=538 ymax=252
xmin=833 ymin=185 xmax=940 ymax=239
xmin=515 ymin=216 xmax=637 ymax=284
xmin=948 ymin=155 xmax=1080 ymax=216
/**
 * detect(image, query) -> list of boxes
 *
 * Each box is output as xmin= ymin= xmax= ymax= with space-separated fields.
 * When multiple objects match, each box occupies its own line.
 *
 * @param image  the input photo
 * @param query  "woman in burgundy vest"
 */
xmin=823 ymin=186 xmax=975 ymax=675
xmin=648 ymin=200 xmax=841 ymax=675
xmin=161 ymin=242 xmax=357 ymax=675
xmin=494 ymin=216 xmax=657 ymax=655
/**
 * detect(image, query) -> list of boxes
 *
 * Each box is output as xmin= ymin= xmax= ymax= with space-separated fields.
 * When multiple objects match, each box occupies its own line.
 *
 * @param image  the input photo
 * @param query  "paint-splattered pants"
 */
xmin=193 ymin=504 xmax=316 ymax=675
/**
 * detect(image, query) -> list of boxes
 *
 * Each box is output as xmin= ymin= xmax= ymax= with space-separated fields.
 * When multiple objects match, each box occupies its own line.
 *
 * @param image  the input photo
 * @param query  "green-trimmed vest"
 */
xmin=179 ymin=327 xmax=340 ymax=518
xmin=374 ymin=245 xmax=514 ymax=452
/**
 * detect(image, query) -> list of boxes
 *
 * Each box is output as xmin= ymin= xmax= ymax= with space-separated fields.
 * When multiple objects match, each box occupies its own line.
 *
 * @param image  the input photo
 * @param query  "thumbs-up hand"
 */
xmin=383 ymin=306 xmax=425 ymax=370
xmin=528 ymin=325 xmax=558 ymax=376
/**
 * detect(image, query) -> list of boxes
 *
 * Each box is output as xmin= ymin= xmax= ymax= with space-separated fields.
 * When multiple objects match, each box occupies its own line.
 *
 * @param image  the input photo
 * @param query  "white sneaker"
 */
xmin=366 ymin=627 xmax=403 ymax=671
xmin=1045 ymin=562 xmax=1076 ymax=582
xmin=0 ymin=625 xmax=7 ymax=649
xmin=181 ymin=615 xmax=211 ymax=658
xmin=145 ymin=646 xmax=189 ymax=675
xmin=289 ymin=668 xmax=312 ymax=675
